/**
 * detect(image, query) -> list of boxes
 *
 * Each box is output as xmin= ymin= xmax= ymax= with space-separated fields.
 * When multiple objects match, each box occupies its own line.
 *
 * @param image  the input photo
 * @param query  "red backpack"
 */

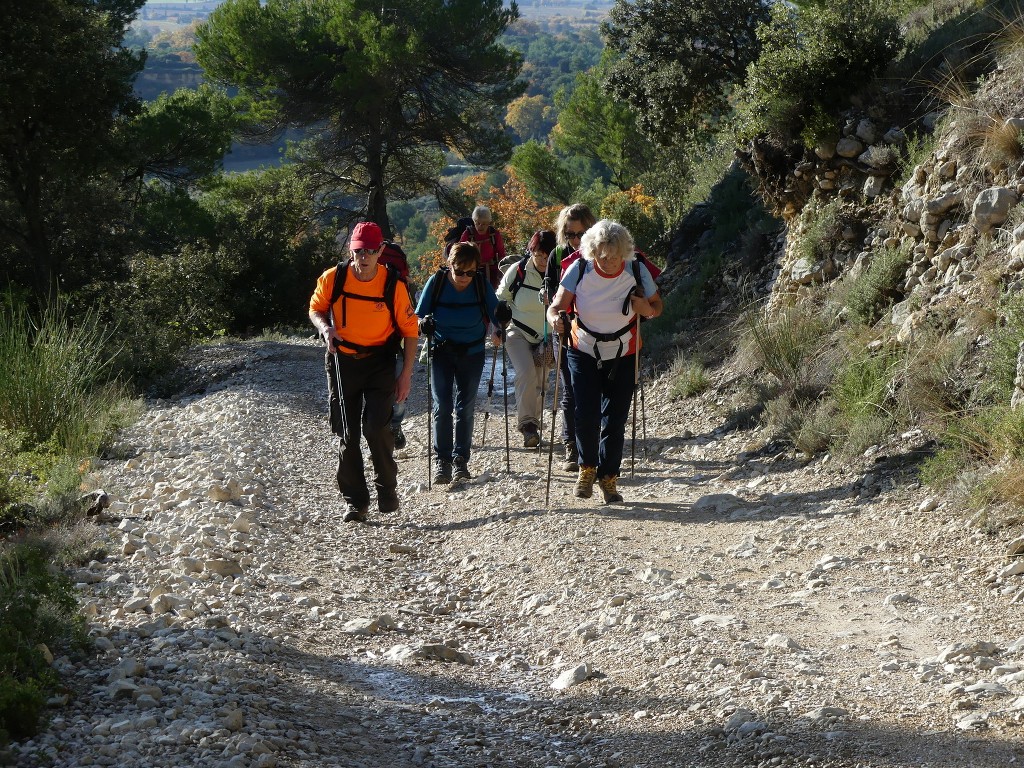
xmin=378 ymin=240 xmax=410 ymax=282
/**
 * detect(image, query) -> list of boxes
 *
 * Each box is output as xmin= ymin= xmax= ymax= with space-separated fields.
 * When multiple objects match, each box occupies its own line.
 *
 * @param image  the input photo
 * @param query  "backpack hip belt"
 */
xmin=434 ymin=334 xmax=486 ymax=356
xmin=511 ymin=317 xmax=541 ymax=340
xmin=574 ymin=316 xmax=635 ymax=373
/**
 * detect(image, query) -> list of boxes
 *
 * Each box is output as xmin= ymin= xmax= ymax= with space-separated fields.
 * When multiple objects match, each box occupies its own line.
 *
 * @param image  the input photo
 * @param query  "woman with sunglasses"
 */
xmin=416 ymin=242 xmax=508 ymax=485
xmin=543 ymin=204 xmax=597 ymax=474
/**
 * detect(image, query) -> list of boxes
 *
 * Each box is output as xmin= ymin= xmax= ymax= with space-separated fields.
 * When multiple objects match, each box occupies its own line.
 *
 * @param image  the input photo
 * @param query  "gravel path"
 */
xmin=13 ymin=337 xmax=1024 ymax=768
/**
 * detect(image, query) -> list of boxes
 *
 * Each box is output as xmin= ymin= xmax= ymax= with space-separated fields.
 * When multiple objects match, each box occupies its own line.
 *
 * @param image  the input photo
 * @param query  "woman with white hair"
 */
xmin=459 ymin=204 xmax=506 ymax=289
xmin=545 ymin=220 xmax=662 ymax=503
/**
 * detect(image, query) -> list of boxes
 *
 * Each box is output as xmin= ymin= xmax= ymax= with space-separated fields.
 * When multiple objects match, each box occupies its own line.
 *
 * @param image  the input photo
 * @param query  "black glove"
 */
xmin=418 ymin=314 xmax=436 ymax=336
xmin=541 ymin=278 xmax=553 ymax=305
xmin=494 ymin=300 xmax=513 ymax=326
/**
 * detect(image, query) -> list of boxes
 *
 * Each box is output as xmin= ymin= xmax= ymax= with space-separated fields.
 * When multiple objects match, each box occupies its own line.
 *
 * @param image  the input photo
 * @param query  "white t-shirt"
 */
xmin=561 ymin=258 xmax=658 ymax=359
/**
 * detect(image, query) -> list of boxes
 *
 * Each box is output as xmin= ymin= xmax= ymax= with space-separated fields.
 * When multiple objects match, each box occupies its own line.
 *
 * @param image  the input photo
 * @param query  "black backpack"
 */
xmin=443 ymin=217 xmax=475 ymax=259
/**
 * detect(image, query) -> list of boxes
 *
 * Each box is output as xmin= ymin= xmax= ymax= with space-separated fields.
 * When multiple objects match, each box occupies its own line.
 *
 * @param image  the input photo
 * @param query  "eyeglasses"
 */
xmin=565 ymin=230 xmax=585 ymax=241
xmin=353 ymin=248 xmax=379 ymax=255
xmin=451 ymin=268 xmax=477 ymax=277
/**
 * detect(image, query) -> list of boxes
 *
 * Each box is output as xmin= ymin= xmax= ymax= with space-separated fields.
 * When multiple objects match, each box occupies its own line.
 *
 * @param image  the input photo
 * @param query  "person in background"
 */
xmin=376 ymin=238 xmax=414 ymax=450
xmin=494 ymin=230 xmax=556 ymax=448
xmin=416 ymin=242 xmax=510 ymax=484
xmin=309 ymin=222 xmax=419 ymax=523
xmin=543 ymin=204 xmax=597 ymax=473
xmin=545 ymin=220 xmax=662 ymax=504
xmin=459 ymin=205 xmax=506 ymax=289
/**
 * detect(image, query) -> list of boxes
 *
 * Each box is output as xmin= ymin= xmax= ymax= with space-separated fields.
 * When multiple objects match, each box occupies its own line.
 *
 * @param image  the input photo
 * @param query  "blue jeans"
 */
xmin=566 ymin=348 xmax=636 ymax=478
xmin=430 ymin=347 xmax=484 ymax=463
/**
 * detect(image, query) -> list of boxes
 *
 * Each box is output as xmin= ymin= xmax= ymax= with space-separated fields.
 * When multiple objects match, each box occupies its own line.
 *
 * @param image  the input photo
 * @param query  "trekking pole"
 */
xmin=639 ymin=345 xmax=648 ymax=461
xmin=538 ymin=318 xmax=548 ymax=439
xmin=545 ymin=312 xmax=568 ymax=509
xmin=330 ymin=348 xmax=351 ymax=447
xmin=630 ymin=315 xmax=640 ymax=479
xmin=426 ymin=335 xmax=433 ymax=490
xmin=480 ymin=345 xmax=498 ymax=451
xmin=501 ymin=330 xmax=510 ymax=472
xmin=325 ymin=314 xmax=351 ymax=447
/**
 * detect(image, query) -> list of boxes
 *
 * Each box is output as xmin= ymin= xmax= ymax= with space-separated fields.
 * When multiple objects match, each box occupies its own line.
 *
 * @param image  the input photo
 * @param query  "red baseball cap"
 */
xmin=350 ymin=222 xmax=383 ymax=251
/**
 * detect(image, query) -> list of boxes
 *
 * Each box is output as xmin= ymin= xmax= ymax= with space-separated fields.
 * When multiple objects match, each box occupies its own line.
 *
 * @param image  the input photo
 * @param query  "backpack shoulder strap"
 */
xmin=509 ymin=255 xmax=530 ymax=300
xmin=572 ymin=258 xmax=589 ymax=293
xmin=329 ymin=260 xmax=349 ymax=308
xmin=382 ymin=264 xmax=399 ymax=327
xmin=474 ymin=271 xmax=488 ymax=325
xmin=428 ymin=268 xmax=447 ymax=314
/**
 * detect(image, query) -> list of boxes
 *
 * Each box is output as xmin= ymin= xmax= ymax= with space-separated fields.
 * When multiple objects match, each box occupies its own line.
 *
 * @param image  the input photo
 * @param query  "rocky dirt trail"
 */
xmin=12 ymin=337 xmax=1024 ymax=768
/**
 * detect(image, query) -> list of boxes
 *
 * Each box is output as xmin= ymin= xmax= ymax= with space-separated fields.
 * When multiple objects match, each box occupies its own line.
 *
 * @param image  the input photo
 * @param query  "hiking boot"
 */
xmin=562 ymin=441 xmax=579 ymax=473
xmin=432 ymin=461 xmax=452 ymax=485
xmin=343 ymin=505 xmax=368 ymax=523
xmin=391 ymin=424 xmax=407 ymax=450
xmin=452 ymin=457 xmax=471 ymax=482
xmin=522 ymin=423 xmax=540 ymax=449
xmin=598 ymin=475 xmax=623 ymax=504
xmin=378 ymin=493 xmax=400 ymax=514
xmin=574 ymin=466 xmax=597 ymax=499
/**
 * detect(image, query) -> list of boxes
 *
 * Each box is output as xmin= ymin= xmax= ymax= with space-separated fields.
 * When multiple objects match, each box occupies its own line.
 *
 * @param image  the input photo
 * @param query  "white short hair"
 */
xmin=581 ymin=219 xmax=634 ymax=262
xmin=472 ymin=205 xmax=492 ymax=223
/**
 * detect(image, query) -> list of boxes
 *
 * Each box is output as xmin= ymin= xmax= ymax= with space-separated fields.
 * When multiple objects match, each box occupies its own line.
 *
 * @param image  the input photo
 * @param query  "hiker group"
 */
xmin=308 ymin=204 xmax=663 ymax=523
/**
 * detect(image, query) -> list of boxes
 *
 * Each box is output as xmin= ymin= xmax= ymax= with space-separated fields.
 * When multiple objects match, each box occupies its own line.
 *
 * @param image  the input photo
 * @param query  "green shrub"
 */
xmin=921 ymin=404 xmax=1024 ymax=492
xmin=668 ymin=354 xmax=711 ymax=399
xmin=0 ymin=541 xmax=88 ymax=740
xmin=842 ymin=244 xmax=913 ymax=325
xmin=895 ymin=131 xmax=938 ymax=187
xmin=829 ymin=346 xmax=902 ymax=455
xmin=0 ymin=677 xmax=45 ymax=742
xmin=0 ymin=297 xmax=124 ymax=457
xmin=797 ymin=196 xmax=845 ymax=268
xmin=599 ymin=186 xmax=667 ymax=259
xmin=743 ymin=1 xmax=902 ymax=145
xmin=741 ymin=302 xmax=830 ymax=386
xmin=985 ymin=288 xmax=1024 ymax=404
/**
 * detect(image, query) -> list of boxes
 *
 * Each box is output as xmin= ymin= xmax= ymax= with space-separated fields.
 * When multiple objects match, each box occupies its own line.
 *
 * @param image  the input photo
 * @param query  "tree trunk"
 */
xmin=365 ymin=144 xmax=392 ymax=240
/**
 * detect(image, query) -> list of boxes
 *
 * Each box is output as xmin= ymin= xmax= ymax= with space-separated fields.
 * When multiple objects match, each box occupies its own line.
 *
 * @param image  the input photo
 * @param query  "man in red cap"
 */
xmin=309 ymin=222 xmax=419 ymax=523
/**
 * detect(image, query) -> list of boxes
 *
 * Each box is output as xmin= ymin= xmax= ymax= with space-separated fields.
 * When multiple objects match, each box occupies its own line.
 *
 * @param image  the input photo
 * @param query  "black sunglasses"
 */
xmin=565 ymin=230 xmax=585 ymax=240
xmin=452 ymin=268 xmax=477 ymax=277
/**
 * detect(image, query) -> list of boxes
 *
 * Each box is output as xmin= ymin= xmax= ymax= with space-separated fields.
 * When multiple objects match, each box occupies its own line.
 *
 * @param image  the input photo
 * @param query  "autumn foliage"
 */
xmin=422 ymin=170 xmax=561 ymax=275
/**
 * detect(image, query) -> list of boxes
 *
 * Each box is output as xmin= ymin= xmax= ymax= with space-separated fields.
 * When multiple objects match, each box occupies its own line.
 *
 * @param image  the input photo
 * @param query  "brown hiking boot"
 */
xmin=562 ymin=441 xmax=579 ymax=472
xmin=598 ymin=475 xmax=623 ymax=504
xmin=574 ymin=466 xmax=597 ymax=499
xmin=522 ymin=423 xmax=541 ymax=449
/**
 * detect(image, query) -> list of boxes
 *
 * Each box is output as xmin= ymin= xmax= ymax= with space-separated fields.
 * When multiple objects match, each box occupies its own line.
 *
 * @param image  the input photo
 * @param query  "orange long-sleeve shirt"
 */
xmin=309 ymin=264 xmax=419 ymax=352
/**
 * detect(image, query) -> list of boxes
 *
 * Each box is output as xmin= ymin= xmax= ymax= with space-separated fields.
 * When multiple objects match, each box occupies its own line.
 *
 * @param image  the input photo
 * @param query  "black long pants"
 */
xmin=325 ymin=351 xmax=397 ymax=510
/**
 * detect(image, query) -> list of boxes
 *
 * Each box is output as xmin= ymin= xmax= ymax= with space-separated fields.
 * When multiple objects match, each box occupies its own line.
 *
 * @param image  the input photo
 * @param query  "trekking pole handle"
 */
xmin=557 ymin=311 xmax=568 ymax=343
